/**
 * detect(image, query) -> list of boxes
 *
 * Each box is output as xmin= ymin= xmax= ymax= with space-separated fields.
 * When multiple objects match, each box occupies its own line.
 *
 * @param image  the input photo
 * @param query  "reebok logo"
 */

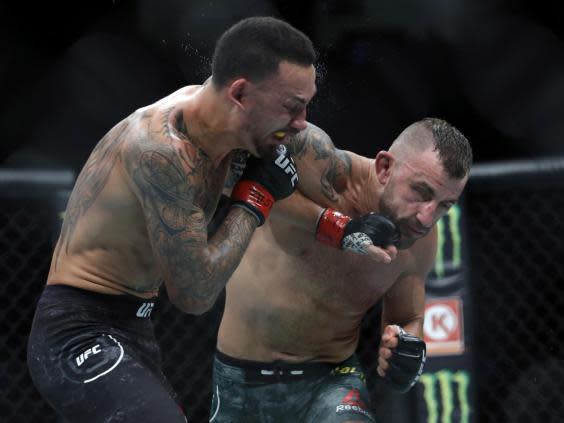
xmin=336 ymin=389 xmax=373 ymax=420
xmin=75 ymin=344 xmax=101 ymax=367
xmin=274 ymin=149 xmax=298 ymax=187
xmin=341 ymin=388 xmax=366 ymax=408
xmin=136 ymin=302 xmax=154 ymax=318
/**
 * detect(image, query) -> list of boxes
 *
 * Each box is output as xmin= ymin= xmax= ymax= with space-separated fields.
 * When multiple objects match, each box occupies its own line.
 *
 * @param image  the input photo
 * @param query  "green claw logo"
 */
xmin=434 ymin=205 xmax=462 ymax=278
xmin=427 ymin=205 xmax=464 ymax=292
xmin=420 ymin=370 xmax=471 ymax=423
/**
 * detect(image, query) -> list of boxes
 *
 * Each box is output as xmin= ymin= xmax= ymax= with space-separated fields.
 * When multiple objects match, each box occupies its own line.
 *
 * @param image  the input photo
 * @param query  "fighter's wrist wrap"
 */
xmin=384 ymin=327 xmax=427 ymax=393
xmin=231 ymin=180 xmax=275 ymax=226
xmin=315 ymin=208 xmax=352 ymax=248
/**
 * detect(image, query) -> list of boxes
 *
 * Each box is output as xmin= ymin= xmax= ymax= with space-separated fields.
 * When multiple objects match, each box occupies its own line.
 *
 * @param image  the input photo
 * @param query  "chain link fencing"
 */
xmin=2 ymin=160 xmax=564 ymax=422
xmin=466 ymin=159 xmax=564 ymax=422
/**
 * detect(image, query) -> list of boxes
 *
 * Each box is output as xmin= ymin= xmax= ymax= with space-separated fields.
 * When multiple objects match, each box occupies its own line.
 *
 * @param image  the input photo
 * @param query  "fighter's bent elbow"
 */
xmin=177 ymin=301 xmax=214 ymax=315
xmin=167 ymin=289 xmax=216 ymax=315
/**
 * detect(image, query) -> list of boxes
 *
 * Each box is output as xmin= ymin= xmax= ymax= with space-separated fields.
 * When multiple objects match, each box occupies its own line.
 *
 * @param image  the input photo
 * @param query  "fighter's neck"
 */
xmin=178 ymin=83 xmax=243 ymax=166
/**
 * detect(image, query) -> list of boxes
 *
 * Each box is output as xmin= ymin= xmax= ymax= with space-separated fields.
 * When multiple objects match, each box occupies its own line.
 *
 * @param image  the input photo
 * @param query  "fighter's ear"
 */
xmin=227 ymin=78 xmax=248 ymax=109
xmin=375 ymin=151 xmax=394 ymax=185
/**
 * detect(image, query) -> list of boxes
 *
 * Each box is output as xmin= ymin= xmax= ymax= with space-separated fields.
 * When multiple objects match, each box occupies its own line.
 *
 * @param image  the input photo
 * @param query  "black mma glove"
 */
xmin=231 ymin=145 xmax=298 ymax=226
xmin=384 ymin=327 xmax=426 ymax=393
xmin=315 ymin=209 xmax=401 ymax=253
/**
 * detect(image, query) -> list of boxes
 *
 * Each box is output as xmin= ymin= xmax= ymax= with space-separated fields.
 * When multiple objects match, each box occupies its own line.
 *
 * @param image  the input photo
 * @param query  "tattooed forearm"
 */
xmin=224 ymin=149 xmax=249 ymax=188
xmin=320 ymin=150 xmax=352 ymax=200
xmin=171 ymin=207 xmax=257 ymax=311
xmin=123 ymin=117 xmax=257 ymax=314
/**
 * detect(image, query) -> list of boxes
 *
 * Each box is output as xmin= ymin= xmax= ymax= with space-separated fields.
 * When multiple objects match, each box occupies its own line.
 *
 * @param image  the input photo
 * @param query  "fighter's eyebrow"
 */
xmin=412 ymin=181 xmax=435 ymax=199
xmin=292 ymin=86 xmax=317 ymax=104
xmin=413 ymin=180 xmax=458 ymax=204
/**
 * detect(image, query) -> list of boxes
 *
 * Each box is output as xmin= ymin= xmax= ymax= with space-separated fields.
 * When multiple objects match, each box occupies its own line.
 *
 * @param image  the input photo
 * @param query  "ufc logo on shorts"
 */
xmin=275 ymin=152 xmax=298 ymax=187
xmin=136 ymin=302 xmax=154 ymax=318
xmin=75 ymin=344 xmax=101 ymax=367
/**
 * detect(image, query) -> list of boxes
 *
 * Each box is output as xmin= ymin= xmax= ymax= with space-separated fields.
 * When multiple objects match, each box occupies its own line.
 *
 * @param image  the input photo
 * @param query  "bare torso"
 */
xmin=47 ymin=86 xmax=231 ymax=298
xmin=218 ymin=200 xmax=421 ymax=363
xmin=219 ymin=123 xmax=436 ymax=364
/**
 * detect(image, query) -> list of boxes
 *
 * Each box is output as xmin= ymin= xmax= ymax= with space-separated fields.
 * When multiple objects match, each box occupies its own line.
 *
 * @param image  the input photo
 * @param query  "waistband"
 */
xmin=215 ymin=350 xmax=347 ymax=382
xmin=38 ymin=284 xmax=158 ymax=319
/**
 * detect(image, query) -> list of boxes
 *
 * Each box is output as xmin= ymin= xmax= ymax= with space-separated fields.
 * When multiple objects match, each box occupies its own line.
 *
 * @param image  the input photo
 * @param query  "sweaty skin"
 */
xmin=48 ymin=86 xmax=229 ymax=297
xmin=218 ymin=123 xmax=440 ymax=363
xmin=47 ymin=61 xmax=317 ymax=314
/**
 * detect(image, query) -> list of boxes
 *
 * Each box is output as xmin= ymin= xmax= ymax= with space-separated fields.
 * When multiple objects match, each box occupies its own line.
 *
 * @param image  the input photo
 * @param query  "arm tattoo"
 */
xmin=290 ymin=123 xmax=352 ymax=202
xmin=123 ymin=112 xmax=257 ymax=313
xmin=289 ymin=131 xmax=308 ymax=158
xmin=332 ymin=150 xmax=353 ymax=191
xmin=224 ymin=149 xmax=249 ymax=189
xmin=182 ymin=207 xmax=256 ymax=307
xmin=160 ymin=106 xmax=175 ymax=138
xmin=311 ymin=136 xmax=333 ymax=160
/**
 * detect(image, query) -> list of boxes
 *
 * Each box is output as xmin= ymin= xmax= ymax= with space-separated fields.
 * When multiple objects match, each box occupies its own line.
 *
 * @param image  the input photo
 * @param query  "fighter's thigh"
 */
xmin=209 ymin=360 xmax=245 ymax=423
xmin=28 ymin=331 xmax=186 ymax=422
xmin=209 ymin=359 xmax=256 ymax=423
xmin=304 ymin=373 xmax=375 ymax=423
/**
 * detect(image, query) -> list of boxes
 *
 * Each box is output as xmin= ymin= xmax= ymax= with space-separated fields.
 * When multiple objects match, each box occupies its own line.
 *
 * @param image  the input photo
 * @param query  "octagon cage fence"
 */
xmin=1 ymin=157 xmax=563 ymax=422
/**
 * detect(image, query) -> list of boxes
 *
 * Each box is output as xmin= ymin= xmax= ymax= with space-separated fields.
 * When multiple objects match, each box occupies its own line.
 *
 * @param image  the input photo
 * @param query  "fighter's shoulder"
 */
xmin=121 ymin=103 xmax=201 ymax=154
xmin=289 ymin=122 xmax=346 ymax=158
xmin=285 ymin=123 xmax=353 ymax=203
xmin=119 ymin=109 xmax=208 ymax=193
xmin=290 ymin=122 xmax=352 ymax=176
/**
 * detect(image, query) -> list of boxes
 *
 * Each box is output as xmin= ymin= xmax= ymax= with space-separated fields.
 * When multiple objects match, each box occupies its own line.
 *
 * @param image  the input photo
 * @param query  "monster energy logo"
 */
xmin=420 ymin=370 xmax=471 ymax=423
xmin=432 ymin=205 xmax=463 ymax=280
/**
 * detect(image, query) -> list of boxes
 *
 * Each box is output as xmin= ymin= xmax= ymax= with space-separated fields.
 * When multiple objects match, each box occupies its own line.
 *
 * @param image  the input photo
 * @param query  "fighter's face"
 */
xmin=378 ymin=149 xmax=468 ymax=249
xmin=243 ymin=61 xmax=317 ymax=158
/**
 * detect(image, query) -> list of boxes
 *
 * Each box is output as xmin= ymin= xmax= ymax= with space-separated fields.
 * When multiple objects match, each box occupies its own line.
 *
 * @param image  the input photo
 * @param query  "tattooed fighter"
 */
xmin=26 ymin=17 xmax=320 ymax=422
xmin=210 ymin=119 xmax=472 ymax=422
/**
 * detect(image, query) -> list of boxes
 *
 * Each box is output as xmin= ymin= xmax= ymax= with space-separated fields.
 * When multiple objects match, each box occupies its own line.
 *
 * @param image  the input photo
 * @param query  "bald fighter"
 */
xmin=27 ymin=17 xmax=319 ymax=423
xmin=210 ymin=118 xmax=472 ymax=422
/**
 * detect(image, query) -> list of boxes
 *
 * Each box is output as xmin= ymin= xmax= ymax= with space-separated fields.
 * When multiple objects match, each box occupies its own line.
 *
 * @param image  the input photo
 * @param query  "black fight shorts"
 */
xmin=27 ymin=284 xmax=187 ymax=423
xmin=210 ymin=351 xmax=375 ymax=423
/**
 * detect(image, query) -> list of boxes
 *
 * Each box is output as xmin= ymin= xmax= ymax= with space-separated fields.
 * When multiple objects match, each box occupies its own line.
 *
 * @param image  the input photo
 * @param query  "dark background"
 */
xmin=2 ymin=2 xmax=564 ymax=422
xmin=2 ymin=0 xmax=564 ymax=171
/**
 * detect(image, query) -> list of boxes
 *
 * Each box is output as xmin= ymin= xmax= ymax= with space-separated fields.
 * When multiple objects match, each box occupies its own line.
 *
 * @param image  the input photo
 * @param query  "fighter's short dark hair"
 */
xmin=212 ymin=16 xmax=316 ymax=88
